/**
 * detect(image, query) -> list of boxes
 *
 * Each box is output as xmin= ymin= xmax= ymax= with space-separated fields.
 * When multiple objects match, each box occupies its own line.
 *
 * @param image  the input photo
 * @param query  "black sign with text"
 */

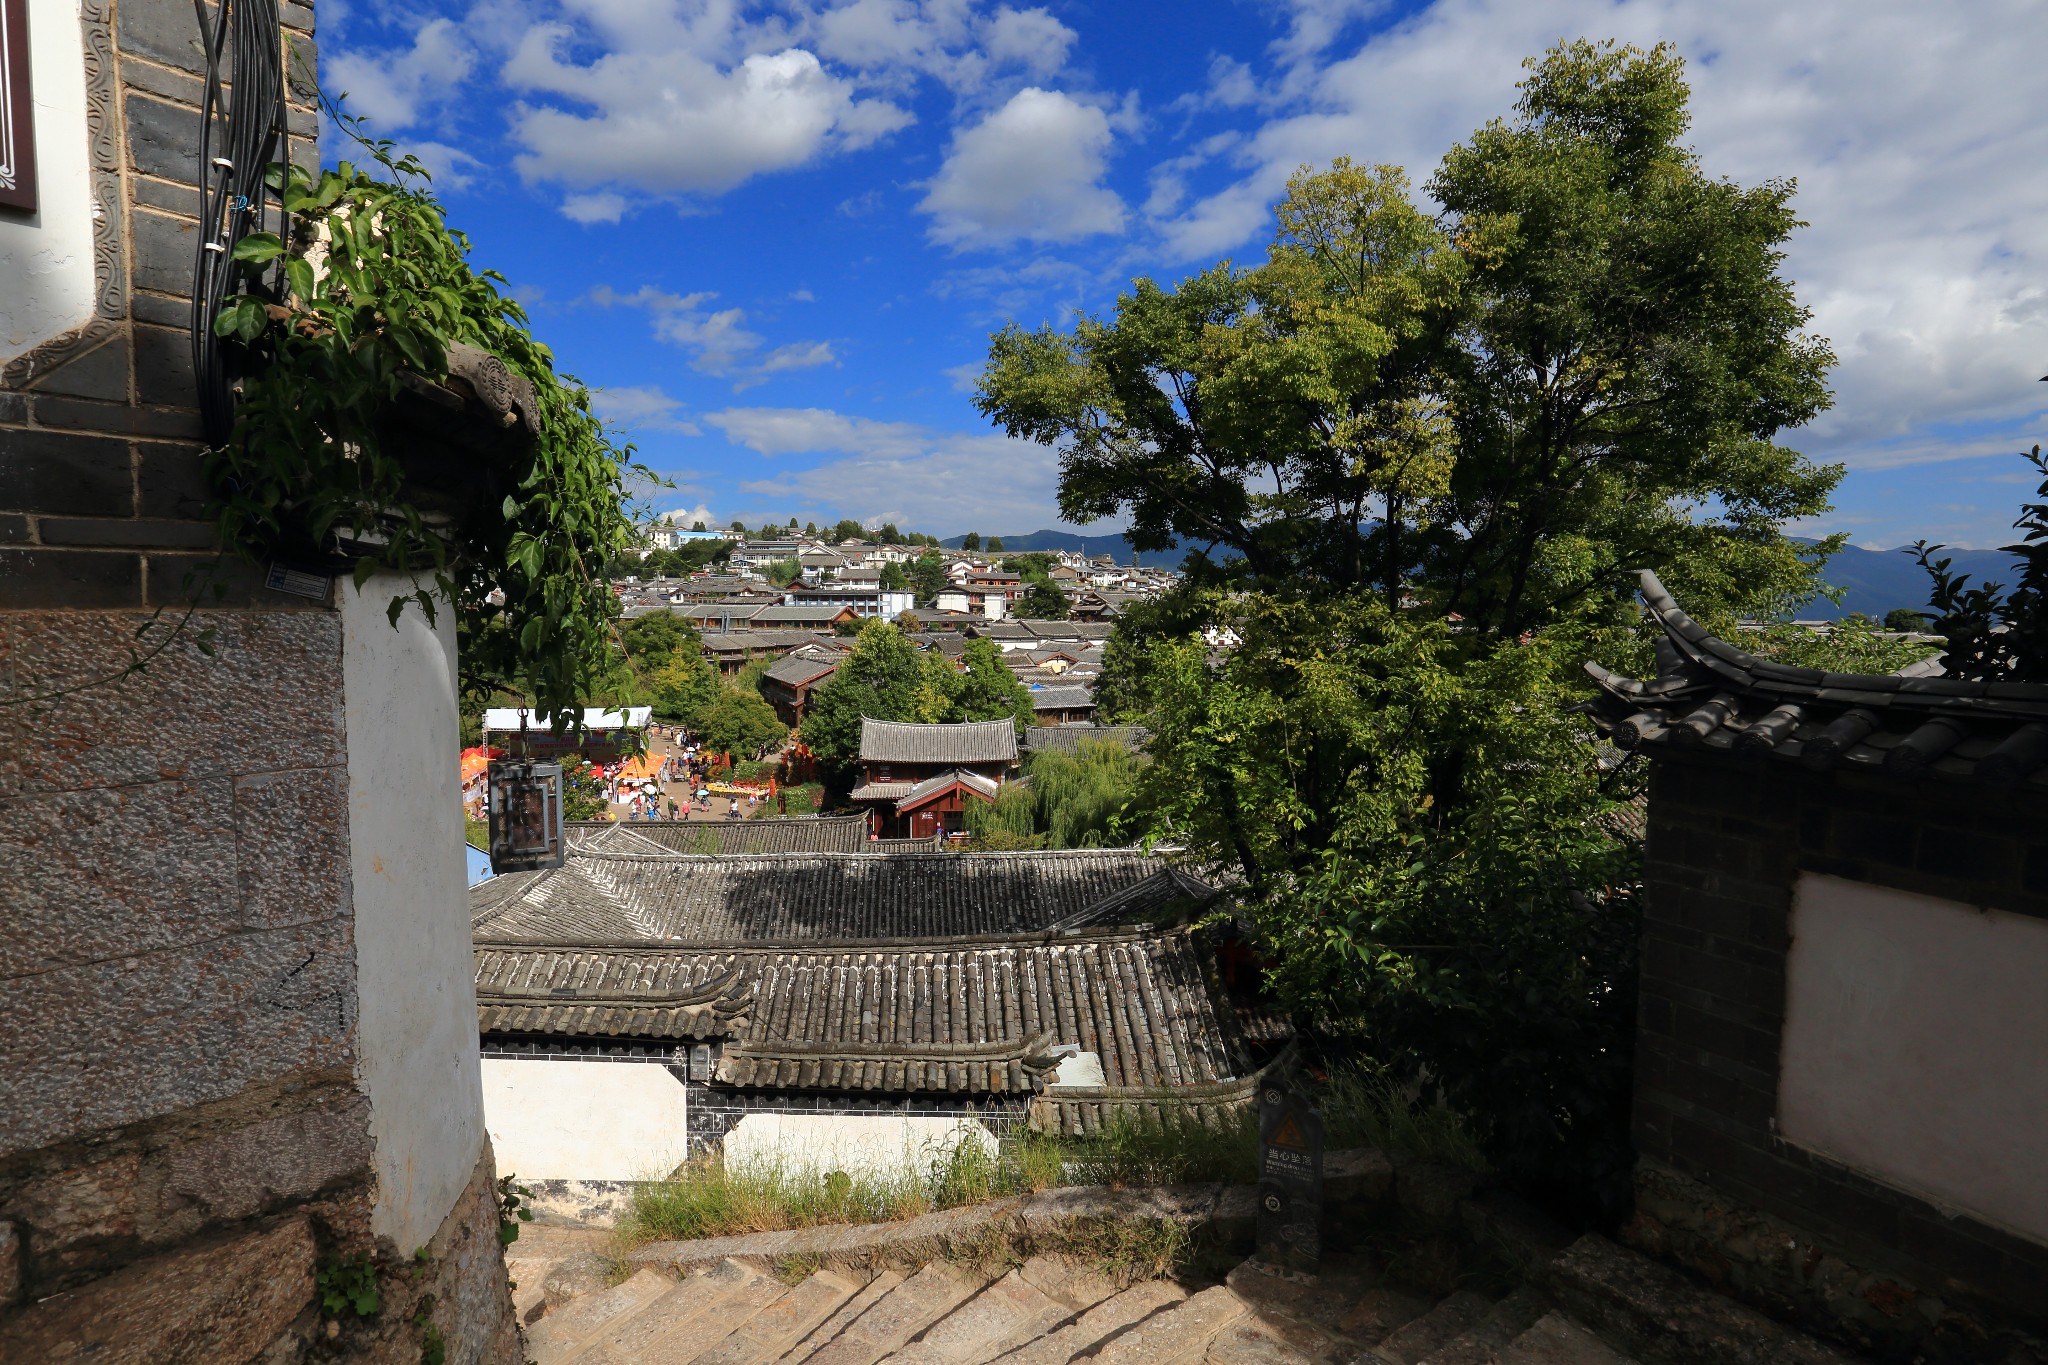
xmin=1255 ymin=1082 xmax=1325 ymax=1279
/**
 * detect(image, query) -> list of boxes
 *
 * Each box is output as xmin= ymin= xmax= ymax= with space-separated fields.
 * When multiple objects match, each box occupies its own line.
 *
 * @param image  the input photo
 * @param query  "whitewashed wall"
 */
xmin=1 ymin=0 xmax=97 ymax=363
xmin=1779 ymin=873 xmax=2048 ymax=1247
xmin=722 ymin=1112 xmax=996 ymax=1183
xmin=342 ymin=573 xmax=489 ymax=1252
xmin=480 ymin=1059 xmax=690 ymax=1182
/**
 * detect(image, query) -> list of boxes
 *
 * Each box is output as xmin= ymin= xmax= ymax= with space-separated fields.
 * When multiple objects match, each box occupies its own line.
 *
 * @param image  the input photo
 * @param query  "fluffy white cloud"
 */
xmin=810 ymin=1 xmax=1075 ymax=93
xmin=324 ymin=18 xmax=475 ymax=131
xmin=919 ymin=88 xmax=1128 ymax=247
xmin=592 ymin=385 xmax=699 ymax=433
xmin=1149 ymin=0 xmax=2048 ymax=474
xmin=591 ymin=287 xmax=838 ymax=387
xmin=509 ymin=39 xmax=910 ymax=199
xmin=715 ymin=406 xmax=1070 ymax=532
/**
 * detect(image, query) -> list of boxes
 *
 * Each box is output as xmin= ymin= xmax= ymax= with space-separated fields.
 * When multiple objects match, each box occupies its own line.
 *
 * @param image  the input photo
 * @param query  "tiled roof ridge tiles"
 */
xmin=473 ymin=919 xmax=1208 ymax=955
xmin=1586 ymin=570 xmax=2048 ymax=785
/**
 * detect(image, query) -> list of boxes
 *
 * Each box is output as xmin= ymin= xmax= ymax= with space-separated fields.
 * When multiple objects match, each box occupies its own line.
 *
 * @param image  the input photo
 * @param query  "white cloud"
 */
xmin=325 ymin=18 xmax=475 ymax=131
xmin=592 ymin=385 xmax=699 ymax=433
xmin=919 ymin=88 xmax=1128 ymax=247
xmin=507 ymin=32 xmax=912 ymax=202
xmin=715 ymin=406 xmax=1069 ymax=532
xmin=559 ymin=191 xmax=627 ymax=225
xmin=1148 ymin=0 xmax=2048 ymax=474
xmin=810 ymin=1 xmax=1076 ymax=94
xmin=590 ymin=286 xmax=838 ymax=388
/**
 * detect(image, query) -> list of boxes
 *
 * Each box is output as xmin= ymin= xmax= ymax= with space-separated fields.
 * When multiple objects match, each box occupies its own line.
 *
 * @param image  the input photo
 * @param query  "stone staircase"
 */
xmin=509 ymin=1242 xmax=1670 ymax=1365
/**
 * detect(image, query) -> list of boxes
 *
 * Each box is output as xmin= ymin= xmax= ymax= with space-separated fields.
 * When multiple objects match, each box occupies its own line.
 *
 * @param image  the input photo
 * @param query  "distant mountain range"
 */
xmin=1794 ymin=540 xmax=2024 ymax=620
xmin=941 ymin=529 xmax=1175 ymax=562
xmin=942 ymin=530 xmax=2028 ymax=621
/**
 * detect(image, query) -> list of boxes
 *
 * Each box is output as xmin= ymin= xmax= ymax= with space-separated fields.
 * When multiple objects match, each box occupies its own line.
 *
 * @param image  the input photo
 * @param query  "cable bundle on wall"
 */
xmin=190 ymin=0 xmax=288 ymax=448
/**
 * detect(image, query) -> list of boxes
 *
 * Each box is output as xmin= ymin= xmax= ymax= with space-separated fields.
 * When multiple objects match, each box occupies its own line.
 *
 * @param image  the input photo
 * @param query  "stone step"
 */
xmin=528 ymin=1269 xmax=674 ymax=1364
xmin=687 ymin=1268 xmax=867 ymax=1365
xmin=1225 ymin=1259 xmax=1381 ymax=1336
xmin=1336 ymin=1287 xmax=1435 ymax=1343
xmin=1369 ymin=1291 xmax=1494 ymax=1365
xmin=1545 ymin=1236 xmax=1861 ymax=1365
xmin=1017 ymin=1256 xmax=1119 ymax=1314
xmin=988 ymin=1278 xmax=1188 ymax=1365
xmin=799 ymin=1263 xmax=983 ymax=1365
xmin=1496 ymin=1314 xmax=1635 ymax=1365
xmin=508 ymin=1256 xmax=553 ymax=1327
xmin=783 ymin=1271 xmax=908 ymax=1365
xmin=1077 ymin=1284 xmax=1247 ymax=1365
xmin=881 ymin=1269 xmax=1068 ymax=1365
xmin=577 ymin=1258 xmax=786 ymax=1365
xmin=1417 ymin=1288 xmax=1553 ymax=1365
xmin=1204 ymin=1319 xmax=1323 ymax=1365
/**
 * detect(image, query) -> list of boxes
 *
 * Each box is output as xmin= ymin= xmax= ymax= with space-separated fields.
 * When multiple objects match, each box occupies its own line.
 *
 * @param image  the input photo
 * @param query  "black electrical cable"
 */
xmin=190 ymin=0 xmax=288 ymax=448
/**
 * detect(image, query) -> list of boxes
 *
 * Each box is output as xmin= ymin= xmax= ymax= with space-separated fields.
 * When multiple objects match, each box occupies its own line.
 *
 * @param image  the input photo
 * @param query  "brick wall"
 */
xmin=1631 ymin=751 xmax=2048 ymax=1355
xmin=1 ymin=0 xmax=317 ymax=609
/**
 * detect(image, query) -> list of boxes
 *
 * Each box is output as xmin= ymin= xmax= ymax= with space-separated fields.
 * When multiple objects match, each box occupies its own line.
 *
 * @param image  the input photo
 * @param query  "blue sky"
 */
xmin=321 ymin=0 xmax=2048 ymax=548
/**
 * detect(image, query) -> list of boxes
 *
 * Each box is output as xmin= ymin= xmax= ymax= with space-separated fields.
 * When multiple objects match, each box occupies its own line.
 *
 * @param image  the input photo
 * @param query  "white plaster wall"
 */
xmin=479 ymin=1060 xmax=690 ymax=1182
xmin=342 ymin=574 xmax=488 ymax=1252
xmin=1779 ymin=873 xmax=2048 ymax=1247
xmin=722 ymin=1113 xmax=996 ymax=1182
xmin=1 ymin=0 xmax=98 ymax=363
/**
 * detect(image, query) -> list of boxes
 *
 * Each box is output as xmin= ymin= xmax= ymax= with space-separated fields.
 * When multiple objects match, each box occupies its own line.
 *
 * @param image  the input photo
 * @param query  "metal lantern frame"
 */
xmin=487 ymin=760 xmax=567 ymax=874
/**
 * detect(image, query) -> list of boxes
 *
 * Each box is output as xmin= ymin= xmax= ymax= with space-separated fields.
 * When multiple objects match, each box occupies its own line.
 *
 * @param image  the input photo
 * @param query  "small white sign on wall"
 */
xmin=0 ymin=0 xmax=37 ymax=212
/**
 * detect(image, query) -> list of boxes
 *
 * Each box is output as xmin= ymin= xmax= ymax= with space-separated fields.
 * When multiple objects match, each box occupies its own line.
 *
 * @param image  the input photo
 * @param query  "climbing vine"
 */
xmin=205 ymin=110 xmax=646 ymax=729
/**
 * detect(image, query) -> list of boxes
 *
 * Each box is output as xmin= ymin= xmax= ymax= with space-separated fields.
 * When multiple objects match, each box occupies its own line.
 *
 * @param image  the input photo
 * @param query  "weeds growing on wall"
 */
xmin=205 ymin=101 xmax=646 ymax=728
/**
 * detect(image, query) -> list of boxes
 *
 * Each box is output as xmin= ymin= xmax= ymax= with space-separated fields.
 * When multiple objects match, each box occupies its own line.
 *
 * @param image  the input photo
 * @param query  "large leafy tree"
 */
xmin=946 ymin=638 xmax=1033 ymax=729
xmin=799 ymin=621 xmax=949 ymax=773
xmin=977 ymin=41 xmax=1840 ymax=635
xmin=979 ymin=42 xmax=1847 ymax=1214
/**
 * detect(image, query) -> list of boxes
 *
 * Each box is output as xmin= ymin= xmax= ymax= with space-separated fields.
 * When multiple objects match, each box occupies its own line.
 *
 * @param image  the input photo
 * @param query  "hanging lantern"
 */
xmin=487 ymin=761 xmax=567 ymax=873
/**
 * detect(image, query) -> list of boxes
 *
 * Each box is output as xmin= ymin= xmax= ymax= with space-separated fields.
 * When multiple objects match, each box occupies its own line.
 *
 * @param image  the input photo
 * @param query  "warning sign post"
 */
xmin=1254 ymin=1082 xmax=1325 ymax=1280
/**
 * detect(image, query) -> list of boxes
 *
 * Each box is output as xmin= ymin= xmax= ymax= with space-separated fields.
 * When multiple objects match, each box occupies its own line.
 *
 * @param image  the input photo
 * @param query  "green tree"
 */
xmin=976 ymin=42 xmax=1839 ymax=635
xmin=879 ymin=560 xmax=910 ymax=592
xmin=695 ymin=686 xmax=787 ymax=755
xmin=987 ymin=536 xmax=1004 ymax=551
xmin=691 ymin=520 xmax=708 ymax=532
xmin=1018 ymin=579 xmax=1069 ymax=620
xmin=804 ymin=521 xmax=819 ymax=537
xmin=648 ymin=649 xmax=719 ymax=726
xmin=1884 ymin=608 xmax=1931 ymax=633
xmin=961 ymin=532 xmax=982 ymax=551
xmin=761 ymin=558 xmax=803 ymax=588
xmin=620 ymin=611 xmax=697 ymax=663
xmin=979 ymin=40 xmax=1849 ymax=1214
xmin=831 ymin=518 xmax=866 ymax=543
xmin=946 ymin=638 xmax=1033 ymax=729
xmin=799 ymin=621 xmax=929 ymax=773
xmin=911 ymin=550 xmax=949 ymax=604
xmin=968 ymin=737 xmax=1145 ymax=849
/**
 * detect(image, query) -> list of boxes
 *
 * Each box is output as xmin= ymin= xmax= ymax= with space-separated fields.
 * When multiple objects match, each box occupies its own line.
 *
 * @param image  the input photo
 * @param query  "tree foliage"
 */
xmin=206 ymin=131 xmax=644 ymax=730
xmin=946 ymin=638 xmax=1033 ymax=729
xmin=799 ymin=622 xmax=944 ymax=772
xmin=1912 ymin=444 xmax=2048 ymax=681
xmin=968 ymin=738 xmax=1146 ymax=849
xmin=984 ymin=41 xmax=1851 ymax=1214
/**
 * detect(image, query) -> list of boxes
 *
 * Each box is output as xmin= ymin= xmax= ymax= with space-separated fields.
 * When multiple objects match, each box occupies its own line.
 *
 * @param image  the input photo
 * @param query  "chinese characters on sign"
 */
xmin=487 ymin=761 xmax=567 ymax=874
xmin=0 ymin=0 xmax=35 ymax=213
xmin=1255 ymin=1082 xmax=1325 ymax=1280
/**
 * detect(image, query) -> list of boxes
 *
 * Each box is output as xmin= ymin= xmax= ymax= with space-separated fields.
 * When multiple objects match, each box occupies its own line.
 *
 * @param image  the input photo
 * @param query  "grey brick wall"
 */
xmin=1635 ymin=752 xmax=2048 ymax=1334
xmin=1 ymin=0 xmax=320 ymax=610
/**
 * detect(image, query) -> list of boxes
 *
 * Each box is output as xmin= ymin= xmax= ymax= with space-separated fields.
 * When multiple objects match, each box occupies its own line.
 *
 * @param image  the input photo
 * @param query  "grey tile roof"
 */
xmin=1588 ymin=570 xmax=2048 ymax=785
xmin=894 ymin=768 xmax=1000 ymax=809
xmin=1020 ymin=725 xmax=1149 ymax=755
xmin=473 ymin=927 xmax=1247 ymax=1097
xmin=699 ymin=629 xmax=833 ymax=655
xmin=764 ymin=654 xmax=838 ymax=688
xmin=568 ymin=816 xmax=872 ymax=855
xmin=858 ymin=718 xmax=1018 ymax=765
xmin=469 ymin=847 xmax=1191 ymax=943
xmin=753 ymin=604 xmax=855 ymax=625
xmin=1028 ymin=685 xmax=1095 ymax=712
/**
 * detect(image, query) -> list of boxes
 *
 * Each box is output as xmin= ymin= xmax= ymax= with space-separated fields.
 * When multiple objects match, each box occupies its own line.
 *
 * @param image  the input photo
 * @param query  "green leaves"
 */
xmin=205 ymin=136 xmax=643 ymax=742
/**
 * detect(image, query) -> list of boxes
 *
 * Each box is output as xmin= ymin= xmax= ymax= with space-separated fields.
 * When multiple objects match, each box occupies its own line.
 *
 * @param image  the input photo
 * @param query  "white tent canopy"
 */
xmin=482 ymin=706 xmax=652 ymax=733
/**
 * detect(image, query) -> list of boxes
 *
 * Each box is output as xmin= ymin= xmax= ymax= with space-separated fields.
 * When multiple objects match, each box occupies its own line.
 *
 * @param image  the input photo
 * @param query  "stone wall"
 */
xmin=1 ymin=1 xmax=519 ymax=1358
xmin=1630 ymin=752 xmax=2048 ymax=1361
